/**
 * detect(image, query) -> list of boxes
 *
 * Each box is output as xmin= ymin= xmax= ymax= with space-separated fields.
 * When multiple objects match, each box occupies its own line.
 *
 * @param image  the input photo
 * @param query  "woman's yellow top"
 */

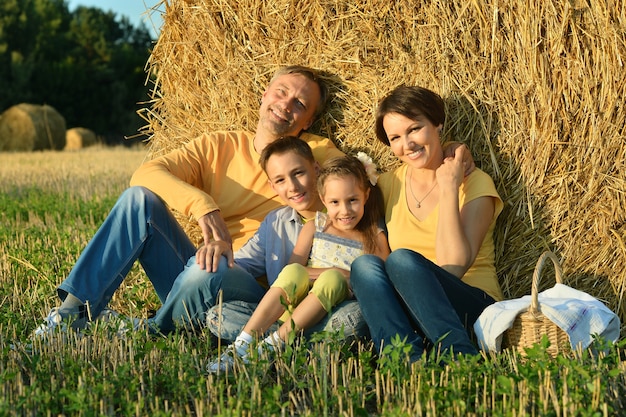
xmin=378 ymin=165 xmax=504 ymax=301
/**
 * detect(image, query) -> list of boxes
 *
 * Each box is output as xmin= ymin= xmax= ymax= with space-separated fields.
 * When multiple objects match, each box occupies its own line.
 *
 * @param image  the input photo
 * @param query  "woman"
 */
xmin=351 ymin=86 xmax=503 ymax=362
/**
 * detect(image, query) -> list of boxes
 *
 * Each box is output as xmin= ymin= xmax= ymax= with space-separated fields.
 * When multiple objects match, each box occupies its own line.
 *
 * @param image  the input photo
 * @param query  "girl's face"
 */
xmin=382 ymin=112 xmax=443 ymax=169
xmin=320 ymin=174 xmax=369 ymax=231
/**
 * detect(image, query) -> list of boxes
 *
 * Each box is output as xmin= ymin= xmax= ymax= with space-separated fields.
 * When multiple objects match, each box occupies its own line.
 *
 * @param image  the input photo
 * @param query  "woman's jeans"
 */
xmin=351 ymin=249 xmax=495 ymax=361
xmin=57 ymin=186 xmax=266 ymax=333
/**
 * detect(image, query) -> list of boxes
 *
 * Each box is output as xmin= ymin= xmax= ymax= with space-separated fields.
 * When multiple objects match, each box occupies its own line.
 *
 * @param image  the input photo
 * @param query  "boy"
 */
xmin=150 ymin=136 xmax=367 ymax=337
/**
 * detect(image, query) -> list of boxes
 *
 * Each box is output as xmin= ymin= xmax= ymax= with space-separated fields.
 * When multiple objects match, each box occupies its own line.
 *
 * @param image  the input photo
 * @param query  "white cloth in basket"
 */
xmin=474 ymin=283 xmax=620 ymax=352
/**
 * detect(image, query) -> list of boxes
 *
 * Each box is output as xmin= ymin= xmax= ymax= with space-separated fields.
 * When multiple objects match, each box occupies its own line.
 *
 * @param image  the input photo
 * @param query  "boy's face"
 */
xmin=265 ymin=151 xmax=322 ymax=218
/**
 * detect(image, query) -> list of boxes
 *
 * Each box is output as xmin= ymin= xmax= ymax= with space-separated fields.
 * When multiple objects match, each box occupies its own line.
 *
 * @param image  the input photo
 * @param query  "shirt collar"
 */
xmin=275 ymin=205 xmax=303 ymax=224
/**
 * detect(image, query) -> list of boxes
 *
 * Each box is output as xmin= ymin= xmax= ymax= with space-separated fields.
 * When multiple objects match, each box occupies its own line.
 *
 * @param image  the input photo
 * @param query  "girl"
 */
xmin=350 ymin=86 xmax=504 ymax=363
xmin=208 ymin=154 xmax=390 ymax=372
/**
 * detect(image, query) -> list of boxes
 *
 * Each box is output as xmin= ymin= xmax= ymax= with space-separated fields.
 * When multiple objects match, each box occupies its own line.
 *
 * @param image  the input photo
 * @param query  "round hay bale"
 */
xmin=65 ymin=127 xmax=98 ymax=150
xmin=0 ymin=107 xmax=35 ymax=152
xmin=0 ymin=103 xmax=66 ymax=151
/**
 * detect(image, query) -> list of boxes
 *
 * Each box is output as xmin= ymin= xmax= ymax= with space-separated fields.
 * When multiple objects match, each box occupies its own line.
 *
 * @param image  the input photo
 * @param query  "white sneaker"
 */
xmin=206 ymin=342 xmax=249 ymax=373
xmin=22 ymin=307 xmax=132 ymax=352
xmin=32 ymin=305 xmax=94 ymax=340
xmin=114 ymin=316 xmax=147 ymax=336
xmin=95 ymin=307 xmax=119 ymax=321
xmin=259 ymin=332 xmax=284 ymax=355
xmin=32 ymin=308 xmax=69 ymax=338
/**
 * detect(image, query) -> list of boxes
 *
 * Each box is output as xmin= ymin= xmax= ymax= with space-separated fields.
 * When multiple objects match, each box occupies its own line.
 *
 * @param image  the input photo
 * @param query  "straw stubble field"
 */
xmin=0 ymin=146 xmax=157 ymax=320
xmin=1 ymin=145 xmax=625 ymax=415
xmin=2 ymin=0 xmax=626 ymax=413
xmin=1 ymin=146 xmax=626 ymax=414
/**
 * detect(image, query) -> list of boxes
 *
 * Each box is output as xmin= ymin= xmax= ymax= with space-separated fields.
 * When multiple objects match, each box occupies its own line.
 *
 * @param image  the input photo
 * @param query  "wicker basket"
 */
xmin=502 ymin=251 xmax=571 ymax=357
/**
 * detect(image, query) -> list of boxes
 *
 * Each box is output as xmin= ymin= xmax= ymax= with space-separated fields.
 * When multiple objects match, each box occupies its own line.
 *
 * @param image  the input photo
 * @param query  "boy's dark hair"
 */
xmin=317 ymin=155 xmax=384 ymax=254
xmin=375 ymin=85 xmax=445 ymax=146
xmin=259 ymin=136 xmax=316 ymax=173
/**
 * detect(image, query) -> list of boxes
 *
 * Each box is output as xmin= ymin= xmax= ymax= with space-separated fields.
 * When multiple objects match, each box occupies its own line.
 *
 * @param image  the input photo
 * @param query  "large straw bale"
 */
xmin=65 ymin=127 xmax=98 ymax=151
xmin=0 ymin=104 xmax=66 ymax=151
xmin=0 ymin=111 xmax=34 ymax=152
xmin=140 ymin=0 xmax=626 ymax=328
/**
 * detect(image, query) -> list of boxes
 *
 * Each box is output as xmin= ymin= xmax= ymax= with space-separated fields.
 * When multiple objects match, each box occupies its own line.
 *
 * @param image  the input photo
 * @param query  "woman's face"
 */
xmin=382 ymin=112 xmax=443 ymax=169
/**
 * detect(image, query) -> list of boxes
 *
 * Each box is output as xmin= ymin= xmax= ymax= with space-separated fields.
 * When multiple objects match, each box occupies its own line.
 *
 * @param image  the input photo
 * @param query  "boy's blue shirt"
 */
xmin=234 ymin=205 xmax=304 ymax=285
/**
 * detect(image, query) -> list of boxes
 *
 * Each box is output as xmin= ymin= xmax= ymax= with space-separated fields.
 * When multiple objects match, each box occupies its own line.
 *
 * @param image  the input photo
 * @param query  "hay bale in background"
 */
xmin=0 ymin=107 xmax=34 ymax=152
xmin=0 ymin=104 xmax=66 ymax=151
xmin=65 ymin=127 xmax=98 ymax=151
xmin=141 ymin=0 xmax=626 ymax=328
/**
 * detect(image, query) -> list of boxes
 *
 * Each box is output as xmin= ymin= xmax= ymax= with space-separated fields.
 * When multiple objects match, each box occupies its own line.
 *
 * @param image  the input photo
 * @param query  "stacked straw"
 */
xmin=140 ymin=0 xmax=626 ymax=328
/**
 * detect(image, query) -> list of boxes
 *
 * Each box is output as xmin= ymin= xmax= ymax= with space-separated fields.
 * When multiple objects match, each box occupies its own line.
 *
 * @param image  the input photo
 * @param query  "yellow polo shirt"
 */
xmin=130 ymin=131 xmax=343 ymax=250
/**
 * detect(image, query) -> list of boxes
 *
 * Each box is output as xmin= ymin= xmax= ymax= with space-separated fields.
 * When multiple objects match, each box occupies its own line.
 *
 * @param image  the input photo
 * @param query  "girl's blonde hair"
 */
xmin=317 ymin=155 xmax=384 ymax=254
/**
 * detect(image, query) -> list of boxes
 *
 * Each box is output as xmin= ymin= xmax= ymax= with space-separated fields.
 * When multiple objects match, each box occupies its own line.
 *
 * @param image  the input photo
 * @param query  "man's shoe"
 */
xmin=32 ymin=307 xmax=87 ymax=339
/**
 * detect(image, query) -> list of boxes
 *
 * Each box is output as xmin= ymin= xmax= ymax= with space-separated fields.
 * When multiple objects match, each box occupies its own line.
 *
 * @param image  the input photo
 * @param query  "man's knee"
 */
xmin=121 ymin=186 xmax=155 ymax=204
xmin=169 ymin=258 xmax=225 ymax=298
xmin=114 ymin=186 xmax=167 ymax=217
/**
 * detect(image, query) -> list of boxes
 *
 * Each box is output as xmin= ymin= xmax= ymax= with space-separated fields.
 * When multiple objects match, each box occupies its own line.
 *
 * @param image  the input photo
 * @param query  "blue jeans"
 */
xmin=150 ymin=260 xmax=266 ymax=332
xmin=58 ymin=186 xmax=197 ymax=321
xmin=351 ymin=249 xmax=495 ymax=361
xmin=58 ymin=185 xmax=366 ymax=336
xmin=58 ymin=186 xmax=267 ymax=333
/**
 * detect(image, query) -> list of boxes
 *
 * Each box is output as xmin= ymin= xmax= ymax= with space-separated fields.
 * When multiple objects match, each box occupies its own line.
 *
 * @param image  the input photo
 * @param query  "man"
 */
xmin=35 ymin=65 xmax=344 ymax=335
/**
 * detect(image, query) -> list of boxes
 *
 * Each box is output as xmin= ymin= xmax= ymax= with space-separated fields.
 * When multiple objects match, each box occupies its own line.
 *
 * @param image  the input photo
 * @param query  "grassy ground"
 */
xmin=1 ymin=147 xmax=625 ymax=416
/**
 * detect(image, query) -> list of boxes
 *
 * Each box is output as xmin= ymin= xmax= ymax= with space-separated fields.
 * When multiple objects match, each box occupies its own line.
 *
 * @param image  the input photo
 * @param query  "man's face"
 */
xmin=258 ymin=73 xmax=321 ymax=137
xmin=265 ymin=151 xmax=321 ymax=218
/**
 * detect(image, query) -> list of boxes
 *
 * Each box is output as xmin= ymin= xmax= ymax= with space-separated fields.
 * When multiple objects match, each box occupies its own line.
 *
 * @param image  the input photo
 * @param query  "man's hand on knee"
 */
xmin=196 ymin=241 xmax=233 ymax=272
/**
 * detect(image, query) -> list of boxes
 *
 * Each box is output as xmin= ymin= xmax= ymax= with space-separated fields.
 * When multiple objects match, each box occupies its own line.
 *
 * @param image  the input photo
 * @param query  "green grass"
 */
xmin=1 ymin=147 xmax=625 ymax=416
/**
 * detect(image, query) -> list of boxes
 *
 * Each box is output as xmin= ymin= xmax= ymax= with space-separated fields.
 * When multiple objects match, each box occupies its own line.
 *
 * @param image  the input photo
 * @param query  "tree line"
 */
xmin=0 ymin=0 xmax=153 ymax=145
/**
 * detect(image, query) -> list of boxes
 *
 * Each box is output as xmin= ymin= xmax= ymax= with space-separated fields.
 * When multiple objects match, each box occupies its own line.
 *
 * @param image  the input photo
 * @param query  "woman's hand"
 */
xmin=443 ymin=142 xmax=475 ymax=176
xmin=437 ymin=144 xmax=466 ymax=190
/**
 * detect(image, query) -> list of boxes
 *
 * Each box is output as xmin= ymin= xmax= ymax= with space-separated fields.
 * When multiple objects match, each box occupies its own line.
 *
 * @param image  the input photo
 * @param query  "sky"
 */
xmin=66 ymin=0 xmax=165 ymax=39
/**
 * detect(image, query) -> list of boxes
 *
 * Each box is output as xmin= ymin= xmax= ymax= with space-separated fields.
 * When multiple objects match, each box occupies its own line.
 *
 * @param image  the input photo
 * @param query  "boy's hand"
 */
xmin=197 ymin=211 xmax=234 ymax=271
xmin=443 ymin=142 xmax=475 ymax=177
